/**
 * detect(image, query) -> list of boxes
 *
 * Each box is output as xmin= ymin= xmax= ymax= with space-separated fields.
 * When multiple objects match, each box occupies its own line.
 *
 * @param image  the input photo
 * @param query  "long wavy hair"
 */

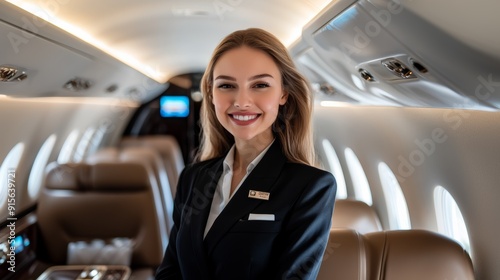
xmin=197 ymin=28 xmax=315 ymax=166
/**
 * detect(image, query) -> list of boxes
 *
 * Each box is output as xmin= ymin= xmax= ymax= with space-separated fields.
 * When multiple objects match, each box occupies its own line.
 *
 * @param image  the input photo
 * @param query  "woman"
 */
xmin=155 ymin=28 xmax=336 ymax=280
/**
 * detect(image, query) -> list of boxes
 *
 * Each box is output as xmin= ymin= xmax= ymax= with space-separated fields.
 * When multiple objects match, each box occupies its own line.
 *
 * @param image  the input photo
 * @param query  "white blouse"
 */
xmin=203 ymin=141 xmax=274 ymax=238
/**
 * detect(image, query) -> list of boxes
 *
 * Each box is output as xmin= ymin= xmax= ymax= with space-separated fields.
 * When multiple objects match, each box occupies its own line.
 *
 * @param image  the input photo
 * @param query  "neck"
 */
xmin=233 ymin=135 xmax=274 ymax=172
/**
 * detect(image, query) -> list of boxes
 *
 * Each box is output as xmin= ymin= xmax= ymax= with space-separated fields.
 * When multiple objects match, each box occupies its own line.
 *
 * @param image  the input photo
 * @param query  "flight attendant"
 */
xmin=155 ymin=28 xmax=336 ymax=280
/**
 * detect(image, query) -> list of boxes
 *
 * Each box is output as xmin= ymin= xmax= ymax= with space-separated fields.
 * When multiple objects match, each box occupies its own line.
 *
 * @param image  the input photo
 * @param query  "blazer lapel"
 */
xmin=188 ymin=159 xmax=223 ymax=277
xmin=203 ymin=140 xmax=286 ymax=255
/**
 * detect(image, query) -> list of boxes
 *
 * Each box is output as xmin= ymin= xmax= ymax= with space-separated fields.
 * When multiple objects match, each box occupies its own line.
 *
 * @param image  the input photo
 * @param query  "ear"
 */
xmin=279 ymin=91 xmax=288 ymax=105
xmin=208 ymin=91 xmax=215 ymax=105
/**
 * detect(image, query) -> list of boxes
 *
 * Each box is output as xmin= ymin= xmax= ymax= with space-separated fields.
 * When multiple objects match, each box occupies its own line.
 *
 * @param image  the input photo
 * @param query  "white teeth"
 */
xmin=233 ymin=115 xmax=257 ymax=121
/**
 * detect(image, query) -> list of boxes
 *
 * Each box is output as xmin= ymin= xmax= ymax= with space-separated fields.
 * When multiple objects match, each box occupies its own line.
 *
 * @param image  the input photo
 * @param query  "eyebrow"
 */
xmin=214 ymin=73 xmax=274 ymax=81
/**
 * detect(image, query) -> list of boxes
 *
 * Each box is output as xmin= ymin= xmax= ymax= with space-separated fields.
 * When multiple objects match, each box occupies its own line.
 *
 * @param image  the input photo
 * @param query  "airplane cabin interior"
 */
xmin=1 ymin=0 xmax=499 ymax=279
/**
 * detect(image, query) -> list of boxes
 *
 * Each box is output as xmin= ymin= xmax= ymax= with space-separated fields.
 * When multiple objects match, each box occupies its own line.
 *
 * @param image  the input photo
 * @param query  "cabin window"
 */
xmin=0 ymin=143 xmax=25 ymax=211
xmin=344 ymin=148 xmax=373 ymax=205
xmin=86 ymin=126 xmax=106 ymax=157
xmin=28 ymin=135 xmax=57 ymax=199
xmin=73 ymin=127 xmax=96 ymax=162
xmin=378 ymin=162 xmax=411 ymax=229
xmin=434 ymin=186 xmax=472 ymax=253
xmin=321 ymin=139 xmax=347 ymax=199
xmin=58 ymin=129 xmax=80 ymax=164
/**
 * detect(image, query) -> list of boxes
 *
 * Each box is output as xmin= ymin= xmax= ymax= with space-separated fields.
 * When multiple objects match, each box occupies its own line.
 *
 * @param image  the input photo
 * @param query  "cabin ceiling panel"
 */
xmin=4 ymin=0 xmax=333 ymax=84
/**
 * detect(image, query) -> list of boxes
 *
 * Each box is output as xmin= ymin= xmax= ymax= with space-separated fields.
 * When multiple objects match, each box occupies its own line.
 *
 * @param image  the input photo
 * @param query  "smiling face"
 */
xmin=211 ymin=46 xmax=287 ymax=145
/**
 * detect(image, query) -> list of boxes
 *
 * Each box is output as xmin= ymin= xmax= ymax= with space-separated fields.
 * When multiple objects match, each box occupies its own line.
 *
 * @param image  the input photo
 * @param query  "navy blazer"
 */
xmin=155 ymin=140 xmax=336 ymax=280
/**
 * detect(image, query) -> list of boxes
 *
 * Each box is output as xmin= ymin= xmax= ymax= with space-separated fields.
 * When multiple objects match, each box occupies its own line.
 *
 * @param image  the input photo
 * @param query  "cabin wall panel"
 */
xmin=314 ymin=105 xmax=500 ymax=279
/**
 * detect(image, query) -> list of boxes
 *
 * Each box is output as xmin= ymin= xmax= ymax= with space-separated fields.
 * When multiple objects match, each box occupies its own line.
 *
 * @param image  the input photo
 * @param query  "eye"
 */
xmin=253 ymin=82 xmax=270 ymax=88
xmin=217 ymin=83 xmax=235 ymax=89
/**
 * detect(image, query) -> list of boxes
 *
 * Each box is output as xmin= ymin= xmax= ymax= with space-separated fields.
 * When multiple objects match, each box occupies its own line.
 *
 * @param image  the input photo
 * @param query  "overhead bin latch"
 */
xmin=381 ymin=58 xmax=416 ymax=79
xmin=0 ymin=65 xmax=28 ymax=82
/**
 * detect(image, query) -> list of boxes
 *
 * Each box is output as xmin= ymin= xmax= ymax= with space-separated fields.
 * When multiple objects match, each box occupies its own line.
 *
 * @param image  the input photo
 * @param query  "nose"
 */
xmin=233 ymin=89 xmax=252 ymax=108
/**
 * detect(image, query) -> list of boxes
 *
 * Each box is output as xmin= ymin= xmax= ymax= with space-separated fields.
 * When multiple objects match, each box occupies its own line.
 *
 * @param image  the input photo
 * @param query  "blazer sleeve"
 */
xmin=273 ymin=171 xmax=336 ymax=280
xmin=155 ymin=167 xmax=190 ymax=280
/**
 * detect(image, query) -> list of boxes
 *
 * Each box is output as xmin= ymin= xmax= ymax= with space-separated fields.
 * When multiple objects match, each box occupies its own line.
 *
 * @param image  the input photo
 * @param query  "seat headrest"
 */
xmin=44 ymin=162 xmax=81 ymax=190
xmin=365 ymin=230 xmax=475 ymax=280
xmin=90 ymin=162 xmax=150 ymax=191
xmin=45 ymin=162 xmax=150 ymax=191
xmin=332 ymin=199 xmax=382 ymax=234
xmin=85 ymin=147 xmax=119 ymax=163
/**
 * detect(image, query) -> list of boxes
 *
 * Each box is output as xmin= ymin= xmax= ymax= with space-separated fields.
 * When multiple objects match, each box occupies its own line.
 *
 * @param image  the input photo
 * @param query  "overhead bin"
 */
xmin=0 ymin=1 xmax=166 ymax=102
xmin=298 ymin=0 xmax=500 ymax=110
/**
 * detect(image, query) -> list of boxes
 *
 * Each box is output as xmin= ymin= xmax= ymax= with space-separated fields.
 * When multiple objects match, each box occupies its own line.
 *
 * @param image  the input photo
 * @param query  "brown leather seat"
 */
xmin=317 ymin=229 xmax=368 ymax=280
xmin=38 ymin=162 xmax=165 ymax=269
xmin=86 ymin=146 xmax=173 ymax=236
xmin=318 ymin=229 xmax=475 ymax=280
xmin=121 ymin=135 xmax=184 ymax=197
xmin=365 ymin=230 xmax=475 ymax=280
xmin=332 ymin=199 xmax=383 ymax=234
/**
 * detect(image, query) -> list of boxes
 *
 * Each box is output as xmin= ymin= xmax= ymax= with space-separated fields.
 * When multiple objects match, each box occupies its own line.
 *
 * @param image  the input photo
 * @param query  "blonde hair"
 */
xmin=197 ymin=28 xmax=315 ymax=165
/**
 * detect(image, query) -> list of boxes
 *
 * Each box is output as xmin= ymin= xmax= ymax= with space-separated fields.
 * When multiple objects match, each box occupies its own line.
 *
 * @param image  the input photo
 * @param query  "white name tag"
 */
xmin=248 ymin=213 xmax=275 ymax=221
xmin=248 ymin=190 xmax=270 ymax=200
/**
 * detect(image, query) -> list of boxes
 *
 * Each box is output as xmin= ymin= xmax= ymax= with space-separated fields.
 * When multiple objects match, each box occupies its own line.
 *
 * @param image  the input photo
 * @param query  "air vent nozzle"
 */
xmin=320 ymin=83 xmax=338 ymax=95
xmin=359 ymin=69 xmax=375 ymax=82
xmin=63 ymin=78 xmax=92 ymax=91
xmin=0 ymin=66 xmax=28 ymax=82
xmin=382 ymin=58 xmax=416 ymax=79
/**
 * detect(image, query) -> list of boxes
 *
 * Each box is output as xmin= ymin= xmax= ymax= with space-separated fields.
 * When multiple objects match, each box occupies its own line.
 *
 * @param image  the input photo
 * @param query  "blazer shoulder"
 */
xmin=176 ymin=157 xmax=222 ymax=196
xmin=182 ymin=156 xmax=223 ymax=176
xmin=282 ymin=162 xmax=336 ymax=194
xmin=285 ymin=162 xmax=335 ymax=181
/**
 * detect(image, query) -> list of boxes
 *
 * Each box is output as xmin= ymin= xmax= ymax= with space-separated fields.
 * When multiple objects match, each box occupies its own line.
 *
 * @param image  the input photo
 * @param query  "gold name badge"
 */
xmin=248 ymin=190 xmax=270 ymax=200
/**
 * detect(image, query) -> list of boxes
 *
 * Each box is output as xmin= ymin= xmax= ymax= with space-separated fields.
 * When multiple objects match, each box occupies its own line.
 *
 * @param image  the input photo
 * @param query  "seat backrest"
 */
xmin=121 ymin=135 xmax=184 ymax=197
xmin=86 ymin=146 xmax=173 ymax=236
xmin=365 ymin=230 xmax=475 ymax=280
xmin=38 ymin=162 xmax=165 ymax=268
xmin=118 ymin=146 xmax=174 ymax=236
xmin=331 ymin=199 xmax=383 ymax=234
xmin=317 ymin=229 xmax=368 ymax=280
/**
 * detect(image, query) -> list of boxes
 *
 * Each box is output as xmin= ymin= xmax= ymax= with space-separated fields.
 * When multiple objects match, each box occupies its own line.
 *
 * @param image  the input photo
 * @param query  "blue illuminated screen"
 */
xmin=14 ymin=236 xmax=24 ymax=253
xmin=160 ymin=96 xmax=190 ymax=118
